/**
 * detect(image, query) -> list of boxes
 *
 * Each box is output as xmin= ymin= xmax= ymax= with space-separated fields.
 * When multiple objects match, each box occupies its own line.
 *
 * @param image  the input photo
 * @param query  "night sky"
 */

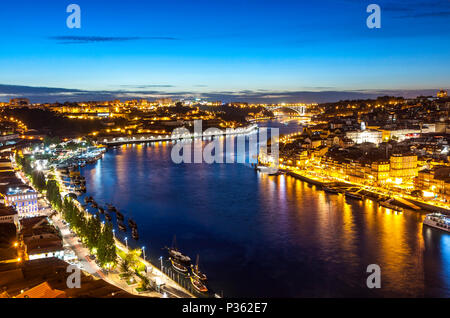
xmin=0 ymin=0 xmax=449 ymax=103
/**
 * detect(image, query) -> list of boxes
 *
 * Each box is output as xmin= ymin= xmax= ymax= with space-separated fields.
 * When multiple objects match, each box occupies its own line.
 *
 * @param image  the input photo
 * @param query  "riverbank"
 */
xmin=99 ymin=123 xmax=258 ymax=146
xmin=13 ymin=153 xmax=195 ymax=298
xmin=278 ymin=167 xmax=450 ymax=215
xmin=56 ymin=170 xmax=197 ymax=298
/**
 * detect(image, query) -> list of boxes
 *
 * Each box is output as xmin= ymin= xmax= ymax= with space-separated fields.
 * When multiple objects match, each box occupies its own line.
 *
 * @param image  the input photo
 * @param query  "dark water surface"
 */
xmin=80 ymin=120 xmax=450 ymax=297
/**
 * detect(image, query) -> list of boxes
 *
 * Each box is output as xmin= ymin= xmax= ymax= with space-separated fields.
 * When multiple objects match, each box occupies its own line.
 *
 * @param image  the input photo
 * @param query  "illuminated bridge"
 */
xmin=264 ymin=105 xmax=308 ymax=116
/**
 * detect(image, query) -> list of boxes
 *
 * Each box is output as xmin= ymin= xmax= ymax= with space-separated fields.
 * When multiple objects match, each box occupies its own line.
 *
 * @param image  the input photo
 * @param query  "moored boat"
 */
xmin=323 ymin=186 xmax=339 ymax=194
xmin=128 ymin=218 xmax=137 ymax=229
xmin=379 ymin=201 xmax=403 ymax=212
xmin=423 ymin=213 xmax=450 ymax=233
xmin=167 ymin=247 xmax=191 ymax=263
xmin=107 ymin=204 xmax=117 ymax=212
xmin=191 ymin=255 xmax=207 ymax=281
xmin=132 ymin=228 xmax=139 ymax=240
xmin=170 ymin=257 xmax=188 ymax=274
xmin=189 ymin=275 xmax=208 ymax=293
xmin=116 ymin=211 xmax=124 ymax=221
xmin=166 ymin=235 xmax=191 ymax=263
xmin=118 ymin=222 xmax=126 ymax=232
xmin=345 ymin=192 xmax=363 ymax=200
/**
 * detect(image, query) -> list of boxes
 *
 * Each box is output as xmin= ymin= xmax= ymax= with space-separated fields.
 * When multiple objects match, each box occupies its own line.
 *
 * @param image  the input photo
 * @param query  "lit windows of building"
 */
xmin=371 ymin=161 xmax=390 ymax=183
xmin=389 ymin=154 xmax=418 ymax=182
xmin=345 ymin=130 xmax=382 ymax=145
xmin=437 ymin=89 xmax=448 ymax=98
xmin=1 ymin=186 xmax=39 ymax=218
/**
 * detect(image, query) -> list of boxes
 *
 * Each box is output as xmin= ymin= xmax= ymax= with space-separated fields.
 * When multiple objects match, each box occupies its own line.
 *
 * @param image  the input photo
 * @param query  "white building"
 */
xmin=346 ymin=130 xmax=383 ymax=145
xmin=2 ymin=186 xmax=39 ymax=218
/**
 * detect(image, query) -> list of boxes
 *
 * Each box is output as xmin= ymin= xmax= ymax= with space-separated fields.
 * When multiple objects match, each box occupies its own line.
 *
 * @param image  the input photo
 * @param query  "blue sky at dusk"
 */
xmin=0 ymin=0 xmax=449 ymax=103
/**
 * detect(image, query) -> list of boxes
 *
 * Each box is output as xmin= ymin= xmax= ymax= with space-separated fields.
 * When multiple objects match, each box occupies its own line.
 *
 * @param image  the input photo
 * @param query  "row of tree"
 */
xmin=16 ymin=152 xmax=117 ymax=268
xmin=62 ymin=197 xmax=117 ymax=267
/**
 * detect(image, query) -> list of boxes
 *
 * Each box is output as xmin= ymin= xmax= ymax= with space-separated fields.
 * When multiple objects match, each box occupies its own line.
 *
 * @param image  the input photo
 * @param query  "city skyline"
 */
xmin=0 ymin=0 xmax=449 ymax=103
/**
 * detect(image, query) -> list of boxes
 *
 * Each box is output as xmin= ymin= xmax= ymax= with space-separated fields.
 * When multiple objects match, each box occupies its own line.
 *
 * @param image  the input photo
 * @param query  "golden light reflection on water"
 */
xmin=256 ymin=174 xmax=429 ymax=296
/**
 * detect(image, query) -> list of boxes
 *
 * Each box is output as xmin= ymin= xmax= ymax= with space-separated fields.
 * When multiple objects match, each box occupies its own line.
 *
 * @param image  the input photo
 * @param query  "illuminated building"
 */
xmin=345 ymin=129 xmax=382 ymax=145
xmin=156 ymin=98 xmax=173 ymax=106
xmin=371 ymin=161 xmax=390 ymax=183
xmin=21 ymin=216 xmax=64 ymax=261
xmin=380 ymin=128 xmax=422 ymax=142
xmin=0 ymin=205 xmax=19 ymax=229
xmin=1 ymin=186 xmax=39 ymax=218
xmin=9 ymin=98 xmax=30 ymax=106
xmin=389 ymin=154 xmax=418 ymax=181
xmin=437 ymin=89 xmax=448 ymax=98
xmin=416 ymin=167 xmax=450 ymax=201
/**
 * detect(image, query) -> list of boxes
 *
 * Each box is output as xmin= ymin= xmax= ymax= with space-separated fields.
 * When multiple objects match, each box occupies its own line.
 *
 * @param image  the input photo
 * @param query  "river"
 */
xmin=79 ymin=119 xmax=450 ymax=297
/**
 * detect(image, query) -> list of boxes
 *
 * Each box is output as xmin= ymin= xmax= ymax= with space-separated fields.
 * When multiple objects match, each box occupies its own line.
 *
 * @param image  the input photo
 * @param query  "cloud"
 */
xmin=397 ymin=11 xmax=450 ymax=18
xmin=0 ymin=84 xmax=443 ymax=104
xmin=48 ymin=35 xmax=178 ymax=44
xmin=382 ymin=0 xmax=450 ymax=18
xmin=118 ymin=84 xmax=176 ymax=89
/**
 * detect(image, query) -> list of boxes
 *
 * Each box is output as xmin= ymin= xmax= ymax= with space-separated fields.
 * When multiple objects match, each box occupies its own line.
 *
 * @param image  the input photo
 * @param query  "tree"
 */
xmin=43 ymin=136 xmax=60 ymax=147
xmin=31 ymin=170 xmax=46 ymax=191
xmin=97 ymin=223 xmax=117 ymax=267
xmin=86 ymin=216 xmax=101 ymax=251
xmin=46 ymin=179 xmax=62 ymax=211
xmin=138 ymin=274 xmax=151 ymax=291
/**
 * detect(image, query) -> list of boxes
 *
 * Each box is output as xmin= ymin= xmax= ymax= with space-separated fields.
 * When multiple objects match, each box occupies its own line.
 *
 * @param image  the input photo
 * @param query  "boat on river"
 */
xmin=170 ymin=257 xmax=188 ymax=274
xmin=189 ymin=275 xmax=208 ymax=293
xmin=257 ymin=165 xmax=279 ymax=175
xmin=166 ymin=236 xmax=191 ymax=264
xmin=116 ymin=211 xmax=124 ymax=221
xmin=423 ymin=213 xmax=450 ymax=233
xmin=191 ymin=255 xmax=207 ymax=281
xmin=323 ymin=186 xmax=340 ymax=194
xmin=345 ymin=192 xmax=363 ymax=200
xmin=128 ymin=218 xmax=137 ymax=229
xmin=132 ymin=228 xmax=139 ymax=240
xmin=118 ymin=222 xmax=126 ymax=232
xmin=107 ymin=204 xmax=117 ymax=212
xmin=379 ymin=200 xmax=403 ymax=212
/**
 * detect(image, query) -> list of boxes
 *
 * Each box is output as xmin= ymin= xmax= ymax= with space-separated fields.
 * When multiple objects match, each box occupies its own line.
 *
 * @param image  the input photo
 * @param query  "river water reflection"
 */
xmin=80 ymin=119 xmax=450 ymax=297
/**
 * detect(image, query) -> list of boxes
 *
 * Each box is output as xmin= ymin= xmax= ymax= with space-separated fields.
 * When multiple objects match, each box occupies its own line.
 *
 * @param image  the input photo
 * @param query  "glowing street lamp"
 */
xmin=125 ymin=237 xmax=128 ymax=249
xmin=142 ymin=246 xmax=146 ymax=260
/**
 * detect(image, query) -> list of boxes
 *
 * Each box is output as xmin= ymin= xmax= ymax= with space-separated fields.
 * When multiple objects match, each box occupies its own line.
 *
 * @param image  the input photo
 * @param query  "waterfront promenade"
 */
xmin=15 ymin=164 xmax=195 ymax=298
xmin=279 ymin=165 xmax=450 ymax=214
xmin=100 ymin=124 xmax=258 ymax=146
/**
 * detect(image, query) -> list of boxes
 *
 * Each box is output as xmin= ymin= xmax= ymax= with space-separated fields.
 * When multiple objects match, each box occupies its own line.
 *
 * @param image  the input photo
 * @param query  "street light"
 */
xmin=142 ymin=246 xmax=146 ymax=260
xmin=125 ymin=237 xmax=128 ymax=249
xmin=112 ymin=229 xmax=115 ymax=237
xmin=159 ymin=256 xmax=163 ymax=271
